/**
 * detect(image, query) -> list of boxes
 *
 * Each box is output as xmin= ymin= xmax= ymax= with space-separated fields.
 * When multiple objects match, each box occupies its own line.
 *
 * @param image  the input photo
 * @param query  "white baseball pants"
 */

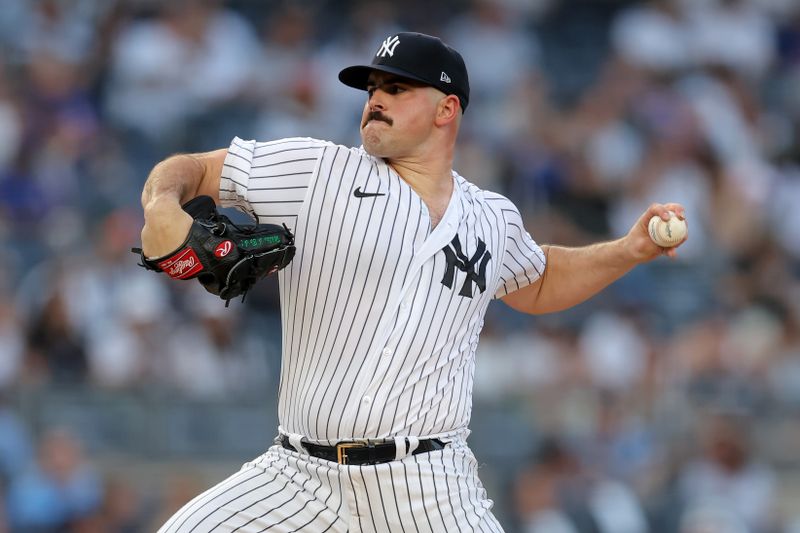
xmin=158 ymin=435 xmax=504 ymax=532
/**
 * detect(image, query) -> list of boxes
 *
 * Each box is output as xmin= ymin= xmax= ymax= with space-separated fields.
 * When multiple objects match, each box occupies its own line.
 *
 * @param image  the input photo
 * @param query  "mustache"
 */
xmin=363 ymin=111 xmax=393 ymax=127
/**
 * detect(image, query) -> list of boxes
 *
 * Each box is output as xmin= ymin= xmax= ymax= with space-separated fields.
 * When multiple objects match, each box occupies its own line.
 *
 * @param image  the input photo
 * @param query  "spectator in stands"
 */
xmin=678 ymin=411 xmax=779 ymax=533
xmin=513 ymin=438 xmax=583 ymax=533
xmin=104 ymin=0 xmax=261 ymax=151
xmin=159 ymin=285 xmax=272 ymax=399
xmin=5 ymin=428 xmax=102 ymax=531
xmin=25 ymin=285 xmax=89 ymax=385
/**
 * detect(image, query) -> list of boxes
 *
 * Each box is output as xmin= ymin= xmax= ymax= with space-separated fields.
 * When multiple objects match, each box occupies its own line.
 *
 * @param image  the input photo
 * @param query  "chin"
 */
xmin=361 ymin=134 xmax=388 ymax=158
xmin=363 ymin=145 xmax=387 ymax=158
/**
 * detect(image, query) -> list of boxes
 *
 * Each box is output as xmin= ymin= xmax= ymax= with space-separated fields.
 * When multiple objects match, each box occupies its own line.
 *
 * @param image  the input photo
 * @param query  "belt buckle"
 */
xmin=336 ymin=442 xmax=366 ymax=465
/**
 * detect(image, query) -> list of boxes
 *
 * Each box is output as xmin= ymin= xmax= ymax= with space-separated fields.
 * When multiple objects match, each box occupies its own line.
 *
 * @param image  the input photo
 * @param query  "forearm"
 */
xmin=530 ymin=241 xmax=637 ymax=313
xmin=503 ymin=240 xmax=638 ymax=315
xmin=141 ymin=154 xmax=206 ymax=212
xmin=502 ymin=203 xmax=687 ymax=315
xmin=140 ymin=151 xmax=225 ymax=257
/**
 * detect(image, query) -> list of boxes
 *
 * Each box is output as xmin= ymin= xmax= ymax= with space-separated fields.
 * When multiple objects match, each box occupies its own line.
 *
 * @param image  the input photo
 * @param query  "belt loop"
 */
xmin=407 ymin=436 xmax=419 ymax=456
xmin=393 ymin=437 xmax=420 ymax=460
xmin=288 ymin=433 xmax=307 ymax=454
xmin=393 ymin=436 xmax=406 ymax=461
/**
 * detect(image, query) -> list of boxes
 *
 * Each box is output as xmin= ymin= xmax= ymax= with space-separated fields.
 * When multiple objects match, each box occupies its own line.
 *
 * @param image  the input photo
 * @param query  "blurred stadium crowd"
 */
xmin=0 ymin=0 xmax=799 ymax=531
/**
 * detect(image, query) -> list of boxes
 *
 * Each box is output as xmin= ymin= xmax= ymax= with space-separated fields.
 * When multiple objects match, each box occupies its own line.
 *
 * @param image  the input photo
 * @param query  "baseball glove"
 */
xmin=132 ymin=196 xmax=295 ymax=305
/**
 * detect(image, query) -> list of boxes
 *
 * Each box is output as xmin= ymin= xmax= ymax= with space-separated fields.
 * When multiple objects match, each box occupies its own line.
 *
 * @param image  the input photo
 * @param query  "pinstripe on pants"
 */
xmin=158 ymin=436 xmax=504 ymax=532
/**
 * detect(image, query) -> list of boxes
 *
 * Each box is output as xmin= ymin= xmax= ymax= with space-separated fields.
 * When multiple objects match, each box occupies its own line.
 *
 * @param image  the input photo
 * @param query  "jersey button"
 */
xmin=382 ymin=347 xmax=393 ymax=357
xmin=362 ymin=395 xmax=372 ymax=405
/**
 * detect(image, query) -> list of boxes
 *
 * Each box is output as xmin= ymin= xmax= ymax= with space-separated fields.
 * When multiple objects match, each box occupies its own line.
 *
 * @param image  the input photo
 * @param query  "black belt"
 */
xmin=280 ymin=435 xmax=445 ymax=465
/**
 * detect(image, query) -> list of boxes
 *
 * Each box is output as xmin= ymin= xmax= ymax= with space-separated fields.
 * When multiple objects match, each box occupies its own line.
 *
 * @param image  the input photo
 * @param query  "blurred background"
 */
xmin=0 ymin=0 xmax=799 ymax=531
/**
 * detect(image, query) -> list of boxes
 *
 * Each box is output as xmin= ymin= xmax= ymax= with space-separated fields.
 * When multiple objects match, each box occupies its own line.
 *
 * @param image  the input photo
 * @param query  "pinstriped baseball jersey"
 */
xmin=220 ymin=136 xmax=545 ymax=443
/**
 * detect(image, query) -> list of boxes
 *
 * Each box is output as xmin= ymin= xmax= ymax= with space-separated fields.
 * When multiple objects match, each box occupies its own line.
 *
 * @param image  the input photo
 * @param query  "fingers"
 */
xmin=639 ymin=202 xmax=688 ymax=261
xmin=663 ymin=246 xmax=680 ymax=259
xmin=648 ymin=202 xmax=686 ymax=221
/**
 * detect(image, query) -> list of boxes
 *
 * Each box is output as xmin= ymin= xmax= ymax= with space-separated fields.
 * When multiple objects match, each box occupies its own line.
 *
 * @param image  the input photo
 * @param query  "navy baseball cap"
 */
xmin=339 ymin=32 xmax=470 ymax=112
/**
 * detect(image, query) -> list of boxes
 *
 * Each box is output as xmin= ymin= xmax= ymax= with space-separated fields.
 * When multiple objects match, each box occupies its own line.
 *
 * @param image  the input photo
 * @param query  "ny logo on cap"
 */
xmin=377 ymin=35 xmax=400 ymax=58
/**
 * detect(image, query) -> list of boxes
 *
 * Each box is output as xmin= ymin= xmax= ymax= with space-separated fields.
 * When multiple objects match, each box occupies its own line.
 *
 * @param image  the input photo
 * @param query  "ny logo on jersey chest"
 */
xmin=440 ymin=235 xmax=491 ymax=298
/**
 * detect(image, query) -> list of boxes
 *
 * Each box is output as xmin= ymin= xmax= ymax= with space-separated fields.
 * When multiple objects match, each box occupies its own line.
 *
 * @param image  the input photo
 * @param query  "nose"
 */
xmin=368 ymin=91 xmax=386 ymax=111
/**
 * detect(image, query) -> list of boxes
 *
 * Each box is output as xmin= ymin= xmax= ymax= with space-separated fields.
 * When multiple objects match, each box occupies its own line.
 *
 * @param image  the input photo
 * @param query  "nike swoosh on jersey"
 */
xmin=353 ymin=187 xmax=385 ymax=198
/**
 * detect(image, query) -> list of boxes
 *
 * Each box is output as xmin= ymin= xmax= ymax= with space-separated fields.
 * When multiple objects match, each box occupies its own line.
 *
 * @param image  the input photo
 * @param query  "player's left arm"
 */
xmin=502 ymin=203 xmax=686 ymax=315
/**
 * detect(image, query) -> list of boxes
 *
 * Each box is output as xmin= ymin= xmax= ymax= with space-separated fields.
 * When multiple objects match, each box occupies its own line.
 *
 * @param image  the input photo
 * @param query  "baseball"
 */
xmin=648 ymin=211 xmax=687 ymax=247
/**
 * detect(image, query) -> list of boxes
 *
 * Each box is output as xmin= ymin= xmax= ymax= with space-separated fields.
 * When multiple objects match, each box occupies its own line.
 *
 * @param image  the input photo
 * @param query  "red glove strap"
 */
xmin=157 ymin=247 xmax=204 ymax=280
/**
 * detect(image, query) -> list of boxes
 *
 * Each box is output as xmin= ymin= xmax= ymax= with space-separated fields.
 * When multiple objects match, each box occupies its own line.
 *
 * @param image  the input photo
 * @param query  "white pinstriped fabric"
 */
xmin=159 ymin=136 xmax=545 ymax=532
xmin=159 ymin=435 xmax=503 ymax=532
xmin=221 ymin=136 xmax=544 ymax=442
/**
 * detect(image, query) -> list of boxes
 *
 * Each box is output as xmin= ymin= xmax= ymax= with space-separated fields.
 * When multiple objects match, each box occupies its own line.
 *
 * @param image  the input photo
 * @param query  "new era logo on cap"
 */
xmin=338 ymin=32 xmax=470 ymax=112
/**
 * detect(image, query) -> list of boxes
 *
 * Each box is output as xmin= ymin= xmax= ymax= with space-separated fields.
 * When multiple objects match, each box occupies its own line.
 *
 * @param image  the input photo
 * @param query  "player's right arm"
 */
xmin=140 ymin=149 xmax=228 ymax=258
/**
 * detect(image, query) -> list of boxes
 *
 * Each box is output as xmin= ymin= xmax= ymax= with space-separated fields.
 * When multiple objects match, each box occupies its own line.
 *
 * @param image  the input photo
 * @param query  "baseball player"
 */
xmin=139 ymin=32 xmax=686 ymax=532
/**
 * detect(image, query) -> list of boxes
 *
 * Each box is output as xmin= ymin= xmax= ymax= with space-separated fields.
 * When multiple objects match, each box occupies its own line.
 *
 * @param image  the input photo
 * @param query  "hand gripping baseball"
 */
xmin=133 ymin=196 xmax=295 ymax=305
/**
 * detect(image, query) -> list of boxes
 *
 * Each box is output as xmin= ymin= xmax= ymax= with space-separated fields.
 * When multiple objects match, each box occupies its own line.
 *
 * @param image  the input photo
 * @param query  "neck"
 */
xmin=379 ymin=123 xmax=459 ymax=227
xmin=387 ymin=137 xmax=455 ymax=196
xmin=389 ymin=160 xmax=451 ymax=195
xmin=388 ymin=157 xmax=454 ymax=229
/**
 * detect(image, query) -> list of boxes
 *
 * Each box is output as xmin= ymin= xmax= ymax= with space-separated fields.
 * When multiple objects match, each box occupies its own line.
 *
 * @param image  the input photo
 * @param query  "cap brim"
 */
xmin=338 ymin=64 xmax=432 ymax=91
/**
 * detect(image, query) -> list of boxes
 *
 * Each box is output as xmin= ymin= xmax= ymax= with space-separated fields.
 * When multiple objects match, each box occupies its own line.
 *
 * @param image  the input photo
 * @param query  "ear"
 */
xmin=434 ymin=94 xmax=461 ymax=126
